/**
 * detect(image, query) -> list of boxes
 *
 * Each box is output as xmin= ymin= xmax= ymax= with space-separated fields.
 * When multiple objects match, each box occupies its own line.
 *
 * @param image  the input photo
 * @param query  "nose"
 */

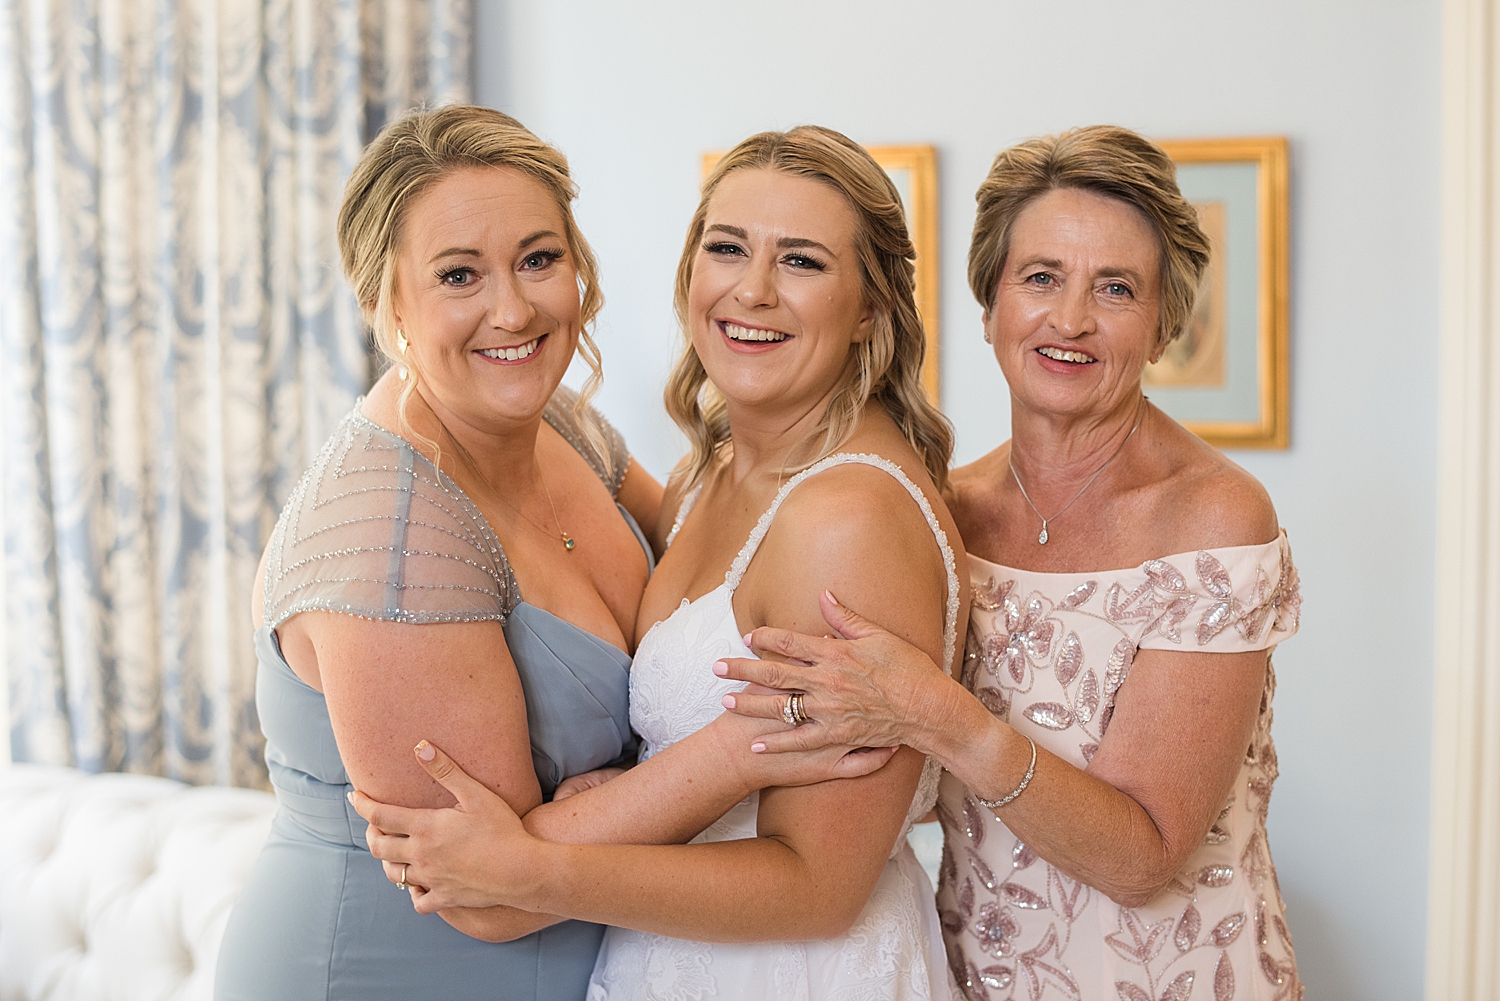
xmin=1051 ymin=282 xmax=1096 ymax=339
xmin=488 ymin=271 xmax=537 ymax=332
xmin=732 ymin=252 xmax=778 ymax=310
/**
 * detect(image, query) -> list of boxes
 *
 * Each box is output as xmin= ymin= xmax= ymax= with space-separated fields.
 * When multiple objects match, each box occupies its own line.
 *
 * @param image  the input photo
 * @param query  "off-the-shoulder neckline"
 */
xmin=968 ymin=528 xmax=1288 ymax=579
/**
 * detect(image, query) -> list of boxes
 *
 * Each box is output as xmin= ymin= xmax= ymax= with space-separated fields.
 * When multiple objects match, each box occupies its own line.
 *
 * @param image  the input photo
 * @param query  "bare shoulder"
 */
xmin=947 ymin=446 xmax=1009 ymax=539
xmin=1151 ymin=420 xmax=1279 ymax=553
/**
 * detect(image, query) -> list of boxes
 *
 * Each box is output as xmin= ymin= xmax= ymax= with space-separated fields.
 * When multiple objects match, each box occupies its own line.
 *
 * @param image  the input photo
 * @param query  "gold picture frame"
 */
xmin=701 ymin=145 xmax=942 ymax=403
xmin=1148 ymin=137 xmax=1290 ymax=449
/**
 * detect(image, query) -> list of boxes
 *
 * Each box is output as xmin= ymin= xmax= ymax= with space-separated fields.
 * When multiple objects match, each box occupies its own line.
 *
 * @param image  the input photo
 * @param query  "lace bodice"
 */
xmin=262 ymin=386 xmax=626 ymax=630
xmin=592 ymin=452 xmax=960 ymax=1001
xmin=939 ymin=532 xmax=1303 ymax=1001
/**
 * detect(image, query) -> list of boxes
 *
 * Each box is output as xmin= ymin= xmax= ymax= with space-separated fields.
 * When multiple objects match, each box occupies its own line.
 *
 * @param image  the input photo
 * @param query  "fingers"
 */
xmin=348 ymin=788 xmax=418 ymax=836
xmin=412 ymin=740 xmax=487 ymax=807
xmin=737 ymin=626 xmax=842 ymax=670
xmin=720 ymin=689 xmax=794 ymax=722
xmin=829 ymin=744 xmax=900 ymax=780
xmin=818 ymin=589 xmax=885 ymax=640
xmin=367 ymin=825 xmax=411 ymax=864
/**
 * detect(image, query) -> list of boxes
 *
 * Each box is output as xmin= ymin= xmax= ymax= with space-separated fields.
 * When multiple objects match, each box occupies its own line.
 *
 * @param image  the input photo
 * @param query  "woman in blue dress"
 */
xmin=214 ymin=106 xmax=879 ymax=1001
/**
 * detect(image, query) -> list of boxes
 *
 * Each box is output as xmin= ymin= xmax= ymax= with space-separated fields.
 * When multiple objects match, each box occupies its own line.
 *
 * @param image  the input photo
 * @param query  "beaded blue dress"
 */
xmin=215 ymin=389 xmax=647 ymax=1001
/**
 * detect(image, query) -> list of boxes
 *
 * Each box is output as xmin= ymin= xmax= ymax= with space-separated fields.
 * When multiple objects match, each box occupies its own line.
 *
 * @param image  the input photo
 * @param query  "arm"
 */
xmin=718 ymin=590 xmax=1269 ymax=908
xmin=615 ymin=457 xmax=664 ymax=553
xmin=356 ymin=468 xmax=948 ymax=940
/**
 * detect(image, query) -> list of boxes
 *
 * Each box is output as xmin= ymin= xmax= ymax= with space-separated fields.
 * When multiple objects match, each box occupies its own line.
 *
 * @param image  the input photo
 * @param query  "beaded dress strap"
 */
xmin=663 ymin=481 xmax=705 ymax=550
xmin=724 ymin=453 xmax=961 ymax=672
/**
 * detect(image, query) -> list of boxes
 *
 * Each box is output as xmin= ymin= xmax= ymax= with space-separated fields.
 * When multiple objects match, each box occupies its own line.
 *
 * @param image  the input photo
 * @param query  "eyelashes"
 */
xmin=701 ymin=241 xmax=827 ymax=271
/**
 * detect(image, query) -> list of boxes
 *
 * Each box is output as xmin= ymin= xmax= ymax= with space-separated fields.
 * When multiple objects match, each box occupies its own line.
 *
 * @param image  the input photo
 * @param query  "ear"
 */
xmin=851 ymin=301 xmax=876 ymax=345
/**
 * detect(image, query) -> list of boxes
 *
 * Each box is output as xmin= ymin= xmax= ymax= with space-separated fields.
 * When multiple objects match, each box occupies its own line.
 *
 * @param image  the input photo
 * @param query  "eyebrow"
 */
xmin=704 ymin=224 xmax=836 ymax=257
xmin=426 ymin=230 xmax=562 ymax=264
xmin=1015 ymin=256 xmax=1149 ymax=286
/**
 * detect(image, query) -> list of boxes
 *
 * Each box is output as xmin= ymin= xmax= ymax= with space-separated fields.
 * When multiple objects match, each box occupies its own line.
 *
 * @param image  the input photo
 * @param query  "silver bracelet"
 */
xmin=977 ymin=736 xmax=1037 ymax=811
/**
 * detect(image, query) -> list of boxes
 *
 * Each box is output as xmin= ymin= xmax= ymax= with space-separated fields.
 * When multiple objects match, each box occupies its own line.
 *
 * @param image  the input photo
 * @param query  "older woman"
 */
xmin=214 ymin=107 xmax=883 ymax=1001
xmin=718 ymin=126 xmax=1304 ymax=1000
xmin=350 ymin=125 xmax=965 ymax=1000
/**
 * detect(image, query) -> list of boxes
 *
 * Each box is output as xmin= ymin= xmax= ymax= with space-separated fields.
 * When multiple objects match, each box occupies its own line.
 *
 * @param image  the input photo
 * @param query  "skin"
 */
xmin=351 ymin=167 xmax=970 ymax=941
xmin=261 ymin=165 xmax=889 ymax=945
xmin=716 ymin=186 xmax=1281 ymax=908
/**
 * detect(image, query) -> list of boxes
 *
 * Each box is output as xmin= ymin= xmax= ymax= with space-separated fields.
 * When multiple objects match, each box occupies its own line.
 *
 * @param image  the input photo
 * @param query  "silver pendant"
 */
xmin=1038 ymin=524 xmax=1049 ymax=545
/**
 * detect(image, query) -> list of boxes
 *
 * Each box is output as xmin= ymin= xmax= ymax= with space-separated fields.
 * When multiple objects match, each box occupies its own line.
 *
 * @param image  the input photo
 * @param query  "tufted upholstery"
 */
xmin=0 ymin=765 xmax=276 ymax=1001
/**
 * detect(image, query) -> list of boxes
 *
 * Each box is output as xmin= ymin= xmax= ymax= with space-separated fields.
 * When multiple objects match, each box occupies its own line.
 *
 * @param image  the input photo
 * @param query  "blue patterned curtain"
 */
xmin=0 ymin=0 xmax=472 ymax=787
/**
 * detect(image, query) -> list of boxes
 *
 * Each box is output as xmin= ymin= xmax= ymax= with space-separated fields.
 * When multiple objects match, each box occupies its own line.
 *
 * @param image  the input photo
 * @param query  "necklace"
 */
xmin=493 ymin=460 xmax=576 ymax=552
xmin=1009 ymin=398 xmax=1147 ymax=546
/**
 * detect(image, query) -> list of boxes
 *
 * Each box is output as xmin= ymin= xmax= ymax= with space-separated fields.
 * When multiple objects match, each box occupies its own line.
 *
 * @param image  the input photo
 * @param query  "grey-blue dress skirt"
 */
xmin=216 ymin=390 xmax=646 ymax=1001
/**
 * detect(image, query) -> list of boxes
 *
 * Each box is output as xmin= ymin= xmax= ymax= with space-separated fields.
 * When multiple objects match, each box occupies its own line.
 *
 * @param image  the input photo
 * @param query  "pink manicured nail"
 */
xmin=415 ymin=740 xmax=435 ymax=762
xmin=750 ymin=742 xmax=766 ymax=753
xmin=712 ymin=660 xmax=729 ymax=677
xmin=823 ymin=589 xmax=838 ymax=604
xmin=722 ymin=694 xmax=736 ymax=709
xmin=743 ymin=633 xmax=753 ymax=646
xmin=346 ymin=791 xmax=354 ymax=804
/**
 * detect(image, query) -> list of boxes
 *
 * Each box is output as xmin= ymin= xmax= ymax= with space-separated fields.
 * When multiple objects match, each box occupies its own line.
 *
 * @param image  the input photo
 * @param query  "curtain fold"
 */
xmin=0 ymin=0 xmax=472 ymax=788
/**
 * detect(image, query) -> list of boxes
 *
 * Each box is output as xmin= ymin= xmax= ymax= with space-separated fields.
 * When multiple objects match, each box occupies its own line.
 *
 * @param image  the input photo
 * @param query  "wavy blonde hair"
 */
xmin=666 ymin=126 xmax=952 ymax=490
xmin=336 ymin=104 xmax=610 ymax=472
xmin=968 ymin=125 xmax=1211 ymax=351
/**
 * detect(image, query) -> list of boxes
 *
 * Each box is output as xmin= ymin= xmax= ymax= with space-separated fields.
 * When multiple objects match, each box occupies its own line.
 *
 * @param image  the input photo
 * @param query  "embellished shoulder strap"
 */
xmin=543 ymin=385 xmax=629 ymax=497
xmin=663 ymin=481 xmax=705 ymax=550
xmin=724 ymin=453 xmax=961 ymax=672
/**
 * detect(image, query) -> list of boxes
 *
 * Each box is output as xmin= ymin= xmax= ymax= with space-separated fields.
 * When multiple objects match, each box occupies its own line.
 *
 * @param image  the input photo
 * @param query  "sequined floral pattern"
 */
xmin=939 ymin=533 xmax=1302 ymax=1001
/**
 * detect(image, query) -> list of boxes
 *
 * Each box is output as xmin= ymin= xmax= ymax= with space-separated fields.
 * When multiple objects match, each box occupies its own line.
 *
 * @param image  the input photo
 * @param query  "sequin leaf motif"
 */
xmin=1059 ymin=580 xmax=1097 ymax=610
xmin=976 ymin=686 xmax=1010 ymax=719
xmin=1105 ymin=638 xmax=1135 ymax=695
xmin=1240 ymin=831 xmax=1270 ymax=890
xmin=1195 ymin=864 xmax=1236 ymax=888
xmin=1017 ymin=926 xmax=1081 ymax=1001
xmin=963 ymin=796 xmax=988 ymax=848
xmin=1214 ymin=952 xmax=1236 ymax=1001
xmin=1047 ymin=866 xmax=1087 ymax=922
xmin=1054 ymin=631 xmax=1084 ymax=687
xmin=1116 ymin=983 xmax=1151 ymax=1001
xmin=1161 ymin=971 xmax=1198 ymax=1001
xmin=973 ymin=575 xmax=1015 ymax=612
xmin=970 ymin=849 xmax=1000 ymax=891
xmin=1208 ymin=913 xmax=1247 ymax=948
xmin=1106 ymin=911 xmax=1174 ymax=965
xmin=1074 ymin=669 xmax=1100 ymax=724
xmin=978 ymin=964 xmax=1014 ymax=991
xmin=1175 ymin=904 xmax=1202 ymax=952
xmin=1196 ymin=551 xmax=1239 ymax=644
xmin=1023 ymin=701 xmax=1075 ymax=730
xmin=1013 ymin=841 xmax=1038 ymax=870
xmin=1104 ymin=562 xmax=1199 ymax=644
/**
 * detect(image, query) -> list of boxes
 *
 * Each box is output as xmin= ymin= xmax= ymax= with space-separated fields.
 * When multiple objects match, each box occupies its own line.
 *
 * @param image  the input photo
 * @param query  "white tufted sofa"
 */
xmin=0 ymin=764 xmax=276 ymax=1001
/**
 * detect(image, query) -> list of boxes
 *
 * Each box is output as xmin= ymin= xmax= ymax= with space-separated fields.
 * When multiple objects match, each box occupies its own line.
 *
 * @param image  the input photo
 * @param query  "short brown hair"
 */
xmin=666 ymin=126 xmax=953 ymax=489
xmin=967 ymin=125 xmax=1210 ymax=349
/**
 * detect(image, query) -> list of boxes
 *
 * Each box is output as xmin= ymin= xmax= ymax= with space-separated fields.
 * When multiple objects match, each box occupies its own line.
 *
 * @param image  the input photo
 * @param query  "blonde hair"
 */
xmin=665 ymin=126 xmax=952 ymax=490
xmin=337 ymin=104 xmax=610 ymax=472
xmin=968 ymin=125 xmax=1211 ymax=350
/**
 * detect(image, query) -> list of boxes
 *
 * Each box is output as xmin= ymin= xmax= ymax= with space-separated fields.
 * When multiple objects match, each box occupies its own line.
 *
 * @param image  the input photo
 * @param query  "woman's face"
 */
xmin=687 ymin=168 xmax=872 ymax=416
xmin=984 ymin=187 xmax=1161 ymax=422
xmin=391 ymin=166 xmax=580 ymax=433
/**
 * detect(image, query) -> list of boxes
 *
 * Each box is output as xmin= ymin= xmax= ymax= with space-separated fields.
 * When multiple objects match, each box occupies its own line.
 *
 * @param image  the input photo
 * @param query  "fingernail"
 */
xmin=743 ymin=633 xmax=753 ymax=646
xmin=722 ymin=694 xmax=736 ymax=709
xmin=712 ymin=660 xmax=728 ymax=677
xmin=415 ymin=740 xmax=435 ymax=762
xmin=346 ymin=791 xmax=354 ymax=804
xmin=823 ymin=589 xmax=838 ymax=604
xmin=750 ymin=742 xmax=766 ymax=753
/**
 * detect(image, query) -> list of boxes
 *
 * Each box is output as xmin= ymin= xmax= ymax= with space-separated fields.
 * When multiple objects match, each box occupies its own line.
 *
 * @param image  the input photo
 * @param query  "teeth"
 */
xmin=480 ymin=337 xmax=541 ymax=361
xmin=1038 ymin=346 xmax=1095 ymax=364
xmin=724 ymin=322 xmax=788 ymax=343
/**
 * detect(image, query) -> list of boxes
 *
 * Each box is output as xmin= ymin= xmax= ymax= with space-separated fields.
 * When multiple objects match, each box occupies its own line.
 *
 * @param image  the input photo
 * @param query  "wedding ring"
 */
xmin=790 ymin=692 xmax=811 ymax=726
xmin=396 ymin=864 xmax=409 ymax=890
xmin=782 ymin=695 xmax=798 ymax=726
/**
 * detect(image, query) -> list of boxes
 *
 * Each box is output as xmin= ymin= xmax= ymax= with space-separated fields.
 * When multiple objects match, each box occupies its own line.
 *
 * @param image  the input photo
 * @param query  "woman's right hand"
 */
xmin=707 ymin=689 xmax=900 ymax=790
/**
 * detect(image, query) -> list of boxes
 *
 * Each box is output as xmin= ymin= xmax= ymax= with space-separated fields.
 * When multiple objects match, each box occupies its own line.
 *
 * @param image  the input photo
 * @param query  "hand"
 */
xmin=553 ymin=767 xmax=626 ymax=802
xmin=715 ymin=590 xmax=957 ymax=755
xmin=348 ymin=740 xmax=546 ymax=915
xmin=705 ymin=697 xmax=900 ymax=788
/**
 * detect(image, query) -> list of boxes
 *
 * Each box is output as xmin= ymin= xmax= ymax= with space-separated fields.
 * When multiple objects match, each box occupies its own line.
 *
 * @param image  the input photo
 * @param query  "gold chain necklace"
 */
xmin=1009 ymin=397 xmax=1146 ymax=546
xmin=490 ymin=459 xmax=576 ymax=553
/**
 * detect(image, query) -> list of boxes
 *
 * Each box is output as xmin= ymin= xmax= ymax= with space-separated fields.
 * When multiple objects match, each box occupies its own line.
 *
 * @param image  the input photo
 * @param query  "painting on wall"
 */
xmin=1145 ymin=137 xmax=1290 ymax=449
xmin=702 ymin=145 xmax=941 ymax=403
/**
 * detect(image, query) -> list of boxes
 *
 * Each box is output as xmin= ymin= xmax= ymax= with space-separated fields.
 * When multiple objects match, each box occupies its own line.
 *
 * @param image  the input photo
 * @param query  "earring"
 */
xmin=396 ymin=329 xmax=408 ymax=354
xmin=983 ymin=330 xmax=992 ymax=344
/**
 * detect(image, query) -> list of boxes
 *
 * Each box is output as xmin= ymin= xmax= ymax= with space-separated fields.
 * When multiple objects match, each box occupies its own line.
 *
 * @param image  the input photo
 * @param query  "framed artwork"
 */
xmin=1146 ymin=137 xmax=1290 ymax=449
xmin=701 ymin=145 xmax=942 ymax=402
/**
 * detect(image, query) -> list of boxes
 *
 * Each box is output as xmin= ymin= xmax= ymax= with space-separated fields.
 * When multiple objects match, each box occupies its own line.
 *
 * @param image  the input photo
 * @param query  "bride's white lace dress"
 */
xmin=587 ymin=454 xmax=962 ymax=1001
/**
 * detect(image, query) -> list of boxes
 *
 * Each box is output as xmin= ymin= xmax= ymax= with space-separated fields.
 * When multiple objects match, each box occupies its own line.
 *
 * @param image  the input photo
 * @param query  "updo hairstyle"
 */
xmin=967 ymin=125 xmax=1211 ymax=351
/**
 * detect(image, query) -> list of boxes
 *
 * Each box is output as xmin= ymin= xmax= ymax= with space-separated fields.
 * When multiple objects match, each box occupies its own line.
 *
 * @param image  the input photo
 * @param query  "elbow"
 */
xmin=1100 ymin=859 xmax=1187 ymax=910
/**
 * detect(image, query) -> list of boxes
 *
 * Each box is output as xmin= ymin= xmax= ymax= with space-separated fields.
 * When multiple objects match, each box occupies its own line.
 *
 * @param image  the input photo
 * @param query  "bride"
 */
xmin=352 ymin=125 xmax=969 ymax=1000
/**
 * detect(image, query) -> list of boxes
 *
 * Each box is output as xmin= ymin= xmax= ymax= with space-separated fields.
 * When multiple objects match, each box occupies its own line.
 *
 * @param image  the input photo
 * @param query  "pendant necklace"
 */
xmin=495 ymin=460 xmax=576 ymax=552
xmin=1009 ymin=398 xmax=1147 ymax=546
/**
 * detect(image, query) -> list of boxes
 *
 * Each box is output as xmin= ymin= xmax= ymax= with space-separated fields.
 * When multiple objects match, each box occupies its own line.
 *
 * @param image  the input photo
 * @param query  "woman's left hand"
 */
xmin=349 ymin=740 xmax=546 ymax=915
xmin=716 ymin=590 xmax=962 ymax=755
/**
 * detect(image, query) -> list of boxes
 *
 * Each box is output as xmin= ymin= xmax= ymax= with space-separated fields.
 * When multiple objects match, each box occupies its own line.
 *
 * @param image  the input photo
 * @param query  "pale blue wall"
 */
xmin=475 ymin=3 xmax=1440 ymax=996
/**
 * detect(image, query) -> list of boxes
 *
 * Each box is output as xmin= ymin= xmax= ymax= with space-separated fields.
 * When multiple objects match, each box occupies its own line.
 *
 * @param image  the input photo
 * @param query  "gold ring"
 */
xmin=396 ymin=864 xmax=409 ymax=890
xmin=782 ymin=695 xmax=797 ymax=726
xmin=789 ymin=692 xmax=811 ymax=726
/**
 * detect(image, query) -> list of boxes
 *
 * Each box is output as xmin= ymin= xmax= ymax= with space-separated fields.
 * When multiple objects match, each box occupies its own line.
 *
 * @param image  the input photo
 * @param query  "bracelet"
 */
xmin=977 ymin=736 xmax=1037 ymax=811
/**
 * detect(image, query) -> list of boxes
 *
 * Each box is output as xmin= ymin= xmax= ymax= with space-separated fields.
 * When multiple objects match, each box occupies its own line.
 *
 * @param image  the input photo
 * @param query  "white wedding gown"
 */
xmin=588 ymin=453 xmax=962 ymax=1001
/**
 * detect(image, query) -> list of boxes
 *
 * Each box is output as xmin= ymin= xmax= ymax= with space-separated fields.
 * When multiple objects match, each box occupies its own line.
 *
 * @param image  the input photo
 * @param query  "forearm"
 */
xmin=521 ymin=837 xmax=867 ymax=942
xmin=438 ymin=905 xmax=566 ymax=943
xmin=932 ymin=698 xmax=1179 ymax=906
xmin=523 ymin=722 xmax=753 ymax=846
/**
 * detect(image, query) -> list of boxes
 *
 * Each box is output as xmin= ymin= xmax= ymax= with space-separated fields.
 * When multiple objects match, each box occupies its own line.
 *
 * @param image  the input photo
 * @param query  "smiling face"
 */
xmin=686 ymin=168 xmax=872 ymax=417
xmin=390 ymin=166 xmax=580 ymax=433
xmin=985 ymin=186 xmax=1162 ymax=422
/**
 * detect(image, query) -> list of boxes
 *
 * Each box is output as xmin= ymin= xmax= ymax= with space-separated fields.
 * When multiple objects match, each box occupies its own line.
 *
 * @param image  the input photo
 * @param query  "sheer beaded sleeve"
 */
xmin=1131 ymin=530 xmax=1302 ymax=653
xmin=262 ymin=408 xmax=518 ymax=631
xmin=544 ymin=385 xmax=628 ymax=497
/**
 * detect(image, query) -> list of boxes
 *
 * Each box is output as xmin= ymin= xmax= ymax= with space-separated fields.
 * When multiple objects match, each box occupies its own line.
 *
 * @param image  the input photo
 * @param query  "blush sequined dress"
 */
xmin=937 ymin=534 xmax=1303 ymax=1001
